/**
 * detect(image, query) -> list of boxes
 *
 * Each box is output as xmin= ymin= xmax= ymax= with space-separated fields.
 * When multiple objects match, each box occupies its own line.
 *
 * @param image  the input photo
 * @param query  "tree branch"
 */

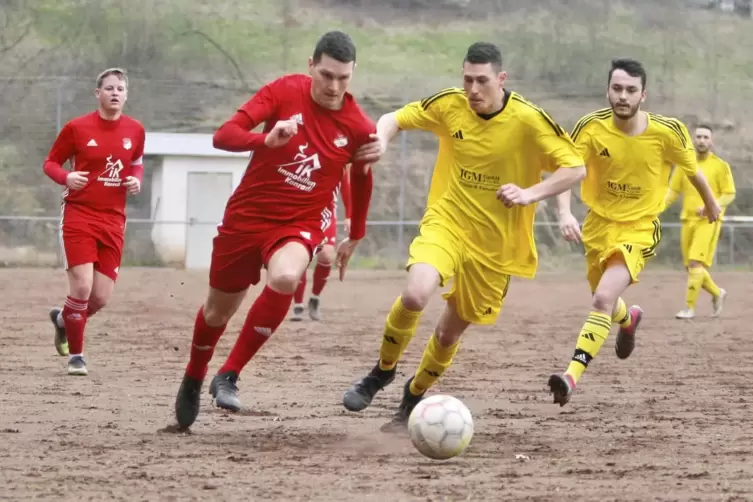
xmin=175 ymin=29 xmax=260 ymax=90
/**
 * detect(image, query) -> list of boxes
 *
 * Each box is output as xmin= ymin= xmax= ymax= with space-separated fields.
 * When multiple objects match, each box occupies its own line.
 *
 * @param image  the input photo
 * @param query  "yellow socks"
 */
xmin=701 ymin=268 xmax=721 ymax=298
xmin=685 ymin=267 xmax=705 ymax=309
xmin=378 ymin=296 xmax=422 ymax=371
xmin=611 ymin=297 xmax=631 ymax=328
xmin=566 ymin=312 xmax=612 ymax=384
xmin=409 ymin=333 xmax=459 ymax=396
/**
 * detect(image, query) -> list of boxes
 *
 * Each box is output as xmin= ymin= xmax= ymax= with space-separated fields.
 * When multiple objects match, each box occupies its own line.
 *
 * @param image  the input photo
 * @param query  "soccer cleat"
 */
xmin=342 ymin=362 xmax=396 ymax=412
xmin=50 ymin=307 xmax=69 ymax=356
xmin=175 ymin=374 xmax=203 ymax=430
xmin=308 ymin=297 xmax=322 ymax=321
xmin=615 ymin=305 xmax=643 ymax=359
xmin=711 ymin=289 xmax=727 ymax=318
xmin=675 ymin=308 xmax=695 ymax=320
xmin=209 ymin=371 xmax=241 ymax=412
xmin=380 ymin=377 xmax=424 ymax=433
xmin=290 ymin=304 xmax=305 ymax=322
xmin=67 ymin=355 xmax=88 ymax=376
xmin=548 ymin=372 xmax=575 ymax=407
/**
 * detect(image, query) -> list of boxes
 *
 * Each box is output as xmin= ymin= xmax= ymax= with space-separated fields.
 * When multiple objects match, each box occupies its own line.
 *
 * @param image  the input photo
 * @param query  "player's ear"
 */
xmin=498 ymin=70 xmax=507 ymax=86
xmin=308 ymin=56 xmax=314 ymax=73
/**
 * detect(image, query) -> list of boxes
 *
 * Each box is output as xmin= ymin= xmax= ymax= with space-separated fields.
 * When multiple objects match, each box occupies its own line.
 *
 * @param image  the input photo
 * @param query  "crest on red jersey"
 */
xmin=123 ymin=138 xmax=132 ymax=150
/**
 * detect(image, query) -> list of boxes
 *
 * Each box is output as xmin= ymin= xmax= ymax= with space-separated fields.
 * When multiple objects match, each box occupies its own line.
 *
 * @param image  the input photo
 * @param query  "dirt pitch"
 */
xmin=1 ymin=267 xmax=752 ymax=501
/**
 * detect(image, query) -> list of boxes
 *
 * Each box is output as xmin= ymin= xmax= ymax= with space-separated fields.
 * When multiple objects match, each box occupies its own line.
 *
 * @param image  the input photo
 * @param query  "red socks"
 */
xmin=185 ymin=307 xmax=227 ymax=381
xmin=294 ymin=272 xmax=307 ymax=304
xmin=312 ymin=263 xmax=331 ymax=296
xmin=63 ymin=296 xmax=88 ymax=355
xmin=218 ymin=286 xmax=293 ymax=375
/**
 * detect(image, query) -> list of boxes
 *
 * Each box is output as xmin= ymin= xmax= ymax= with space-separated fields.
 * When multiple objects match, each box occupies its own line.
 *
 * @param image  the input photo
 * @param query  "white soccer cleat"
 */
xmin=675 ymin=308 xmax=695 ymax=320
xmin=711 ymin=289 xmax=727 ymax=318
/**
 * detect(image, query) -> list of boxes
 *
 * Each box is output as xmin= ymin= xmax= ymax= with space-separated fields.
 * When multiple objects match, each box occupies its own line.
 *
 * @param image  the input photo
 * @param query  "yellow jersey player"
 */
xmin=550 ymin=58 xmax=721 ymax=407
xmin=664 ymin=124 xmax=735 ymax=319
xmin=341 ymin=41 xmax=586 ymax=431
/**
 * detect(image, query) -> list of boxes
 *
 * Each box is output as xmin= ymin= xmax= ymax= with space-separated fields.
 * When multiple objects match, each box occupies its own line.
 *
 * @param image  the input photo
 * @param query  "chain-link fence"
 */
xmin=3 ymin=216 xmax=753 ymax=271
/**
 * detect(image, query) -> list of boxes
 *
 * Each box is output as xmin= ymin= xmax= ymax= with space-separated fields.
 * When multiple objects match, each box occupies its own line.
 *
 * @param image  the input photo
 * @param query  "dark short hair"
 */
xmin=608 ymin=58 xmax=647 ymax=89
xmin=695 ymin=123 xmax=714 ymax=133
xmin=464 ymin=42 xmax=503 ymax=72
xmin=312 ymin=31 xmax=356 ymax=64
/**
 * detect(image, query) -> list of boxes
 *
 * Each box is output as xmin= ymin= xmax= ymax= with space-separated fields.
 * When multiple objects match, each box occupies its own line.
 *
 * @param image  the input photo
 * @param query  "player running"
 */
xmin=664 ymin=124 xmax=735 ymax=319
xmin=43 ymin=67 xmax=145 ymax=376
xmin=291 ymin=166 xmax=351 ymax=321
xmin=550 ymin=58 xmax=721 ymax=406
xmin=340 ymin=42 xmax=586 ymax=432
xmin=174 ymin=31 xmax=378 ymax=430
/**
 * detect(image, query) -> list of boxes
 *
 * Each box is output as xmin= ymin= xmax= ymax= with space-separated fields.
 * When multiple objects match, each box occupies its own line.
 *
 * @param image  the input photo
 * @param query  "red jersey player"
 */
xmin=174 ymin=31 xmax=381 ymax=430
xmin=43 ymin=68 xmax=145 ymax=377
xmin=290 ymin=165 xmax=352 ymax=321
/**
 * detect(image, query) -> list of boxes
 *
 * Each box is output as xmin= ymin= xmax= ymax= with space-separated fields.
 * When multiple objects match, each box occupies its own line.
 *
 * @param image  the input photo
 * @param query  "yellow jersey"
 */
xmin=668 ymin=152 xmax=735 ymax=221
xmin=395 ymin=88 xmax=584 ymax=278
xmin=572 ymin=108 xmax=698 ymax=222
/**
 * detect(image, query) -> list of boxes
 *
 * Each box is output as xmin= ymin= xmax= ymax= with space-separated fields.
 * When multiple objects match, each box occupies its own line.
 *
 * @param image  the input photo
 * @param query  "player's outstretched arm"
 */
xmin=555 ymin=189 xmax=582 ymax=243
xmin=686 ymin=171 xmax=721 ymax=222
xmin=353 ymin=112 xmax=400 ymax=163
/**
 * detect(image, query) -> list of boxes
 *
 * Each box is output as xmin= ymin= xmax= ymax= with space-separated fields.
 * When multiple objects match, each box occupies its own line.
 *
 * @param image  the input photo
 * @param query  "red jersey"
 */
xmin=213 ymin=74 xmax=374 ymax=239
xmin=44 ymin=111 xmax=145 ymax=221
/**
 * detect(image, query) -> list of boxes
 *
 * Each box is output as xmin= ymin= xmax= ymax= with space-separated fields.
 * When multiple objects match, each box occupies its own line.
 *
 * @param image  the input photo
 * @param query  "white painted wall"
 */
xmin=150 ymin=155 xmax=248 ymax=265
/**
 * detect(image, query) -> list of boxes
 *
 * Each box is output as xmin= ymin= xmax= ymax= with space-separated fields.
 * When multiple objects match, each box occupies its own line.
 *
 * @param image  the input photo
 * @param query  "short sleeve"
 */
xmin=394 ymin=90 xmax=455 ymax=136
xmin=526 ymin=108 xmax=584 ymax=173
xmin=664 ymin=119 xmax=697 ymax=177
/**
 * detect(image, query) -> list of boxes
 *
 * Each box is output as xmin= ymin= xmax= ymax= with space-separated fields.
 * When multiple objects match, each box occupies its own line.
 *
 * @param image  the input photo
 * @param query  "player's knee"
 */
xmin=591 ymin=290 xmax=616 ymax=313
xmin=267 ymin=268 xmax=302 ymax=294
xmin=317 ymin=245 xmax=336 ymax=266
xmin=400 ymin=287 xmax=432 ymax=311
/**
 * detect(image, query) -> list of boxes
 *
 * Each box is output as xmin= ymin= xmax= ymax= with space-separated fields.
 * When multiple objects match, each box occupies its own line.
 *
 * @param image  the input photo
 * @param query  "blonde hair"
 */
xmin=96 ymin=67 xmax=128 ymax=89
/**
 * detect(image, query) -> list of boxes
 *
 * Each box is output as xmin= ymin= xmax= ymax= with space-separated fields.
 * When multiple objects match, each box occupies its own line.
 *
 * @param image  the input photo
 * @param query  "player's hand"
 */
xmin=353 ymin=134 xmax=384 ymax=163
xmin=336 ymin=237 xmax=360 ymax=281
xmin=264 ymin=119 xmax=298 ymax=148
xmin=123 ymin=176 xmax=141 ymax=195
xmin=496 ymin=184 xmax=534 ymax=207
xmin=700 ymin=201 xmax=721 ymax=223
xmin=558 ymin=211 xmax=582 ymax=243
xmin=343 ymin=218 xmax=351 ymax=235
xmin=66 ymin=171 xmax=89 ymax=190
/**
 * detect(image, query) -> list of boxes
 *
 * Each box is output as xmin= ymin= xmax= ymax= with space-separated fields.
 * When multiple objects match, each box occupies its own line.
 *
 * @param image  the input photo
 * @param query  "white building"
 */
xmin=144 ymin=132 xmax=250 ymax=269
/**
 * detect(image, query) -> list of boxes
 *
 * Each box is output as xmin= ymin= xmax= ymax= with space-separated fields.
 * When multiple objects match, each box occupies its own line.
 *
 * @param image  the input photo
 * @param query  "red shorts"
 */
xmin=322 ymin=214 xmax=338 ymax=246
xmin=60 ymin=204 xmax=125 ymax=281
xmin=209 ymin=224 xmax=325 ymax=293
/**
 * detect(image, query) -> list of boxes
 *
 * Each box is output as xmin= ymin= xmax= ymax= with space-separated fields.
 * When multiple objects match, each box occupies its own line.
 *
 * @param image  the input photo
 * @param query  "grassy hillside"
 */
xmin=2 ymin=0 xmax=753 ymax=265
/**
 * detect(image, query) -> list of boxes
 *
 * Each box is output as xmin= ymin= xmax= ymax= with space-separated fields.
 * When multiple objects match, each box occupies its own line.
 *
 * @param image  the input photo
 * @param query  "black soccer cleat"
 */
xmin=342 ymin=362 xmax=396 ymax=412
xmin=175 ymin=374 xmax=203 ymax=430
xmin=380 ymin=377 xmax=425 ymax=433
xmin=209 ymin=371 xmax=242 ymax=412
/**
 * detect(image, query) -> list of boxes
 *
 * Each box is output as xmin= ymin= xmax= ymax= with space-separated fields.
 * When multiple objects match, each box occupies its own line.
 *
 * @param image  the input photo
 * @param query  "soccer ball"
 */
xmin=407 ymin=394 xmax=474 ymax=460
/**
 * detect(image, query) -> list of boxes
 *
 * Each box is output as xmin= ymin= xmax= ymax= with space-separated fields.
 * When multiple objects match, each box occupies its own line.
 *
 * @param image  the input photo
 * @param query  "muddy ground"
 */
xmin=1 ymin=268 xmax=751 ymax=501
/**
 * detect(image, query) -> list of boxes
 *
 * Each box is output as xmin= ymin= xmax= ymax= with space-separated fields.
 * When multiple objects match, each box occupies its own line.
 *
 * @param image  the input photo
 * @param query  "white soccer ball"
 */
xmin=407 ymin=394 xmax=474 ymax=460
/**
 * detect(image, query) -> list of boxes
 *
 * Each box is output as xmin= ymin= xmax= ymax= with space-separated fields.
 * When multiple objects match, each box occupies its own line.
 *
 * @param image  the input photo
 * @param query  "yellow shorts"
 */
xmin=406 ymin=218 xmax=510 ymax=325
xmin=681 ymin=218 xmax=722 ymax=267
xmin=582 ymin=211 xmax=662 ymax=292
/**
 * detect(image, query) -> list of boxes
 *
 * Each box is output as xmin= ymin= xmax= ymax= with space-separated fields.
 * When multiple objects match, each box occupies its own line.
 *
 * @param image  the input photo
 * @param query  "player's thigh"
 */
xmin=687 ymin=220 xmax=721 ymax=267
xmin=407 ymin=220 xmax=461 ymax=288
xmin=581 ymin=212 xmax=612 ymax=292
xmin=445 ymin=257 xmax=510 ymax=325
xmin=262 ymin=225 xmax=323 ymax=292
xmin=208 ymin=231 xmax=264 ymax=294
